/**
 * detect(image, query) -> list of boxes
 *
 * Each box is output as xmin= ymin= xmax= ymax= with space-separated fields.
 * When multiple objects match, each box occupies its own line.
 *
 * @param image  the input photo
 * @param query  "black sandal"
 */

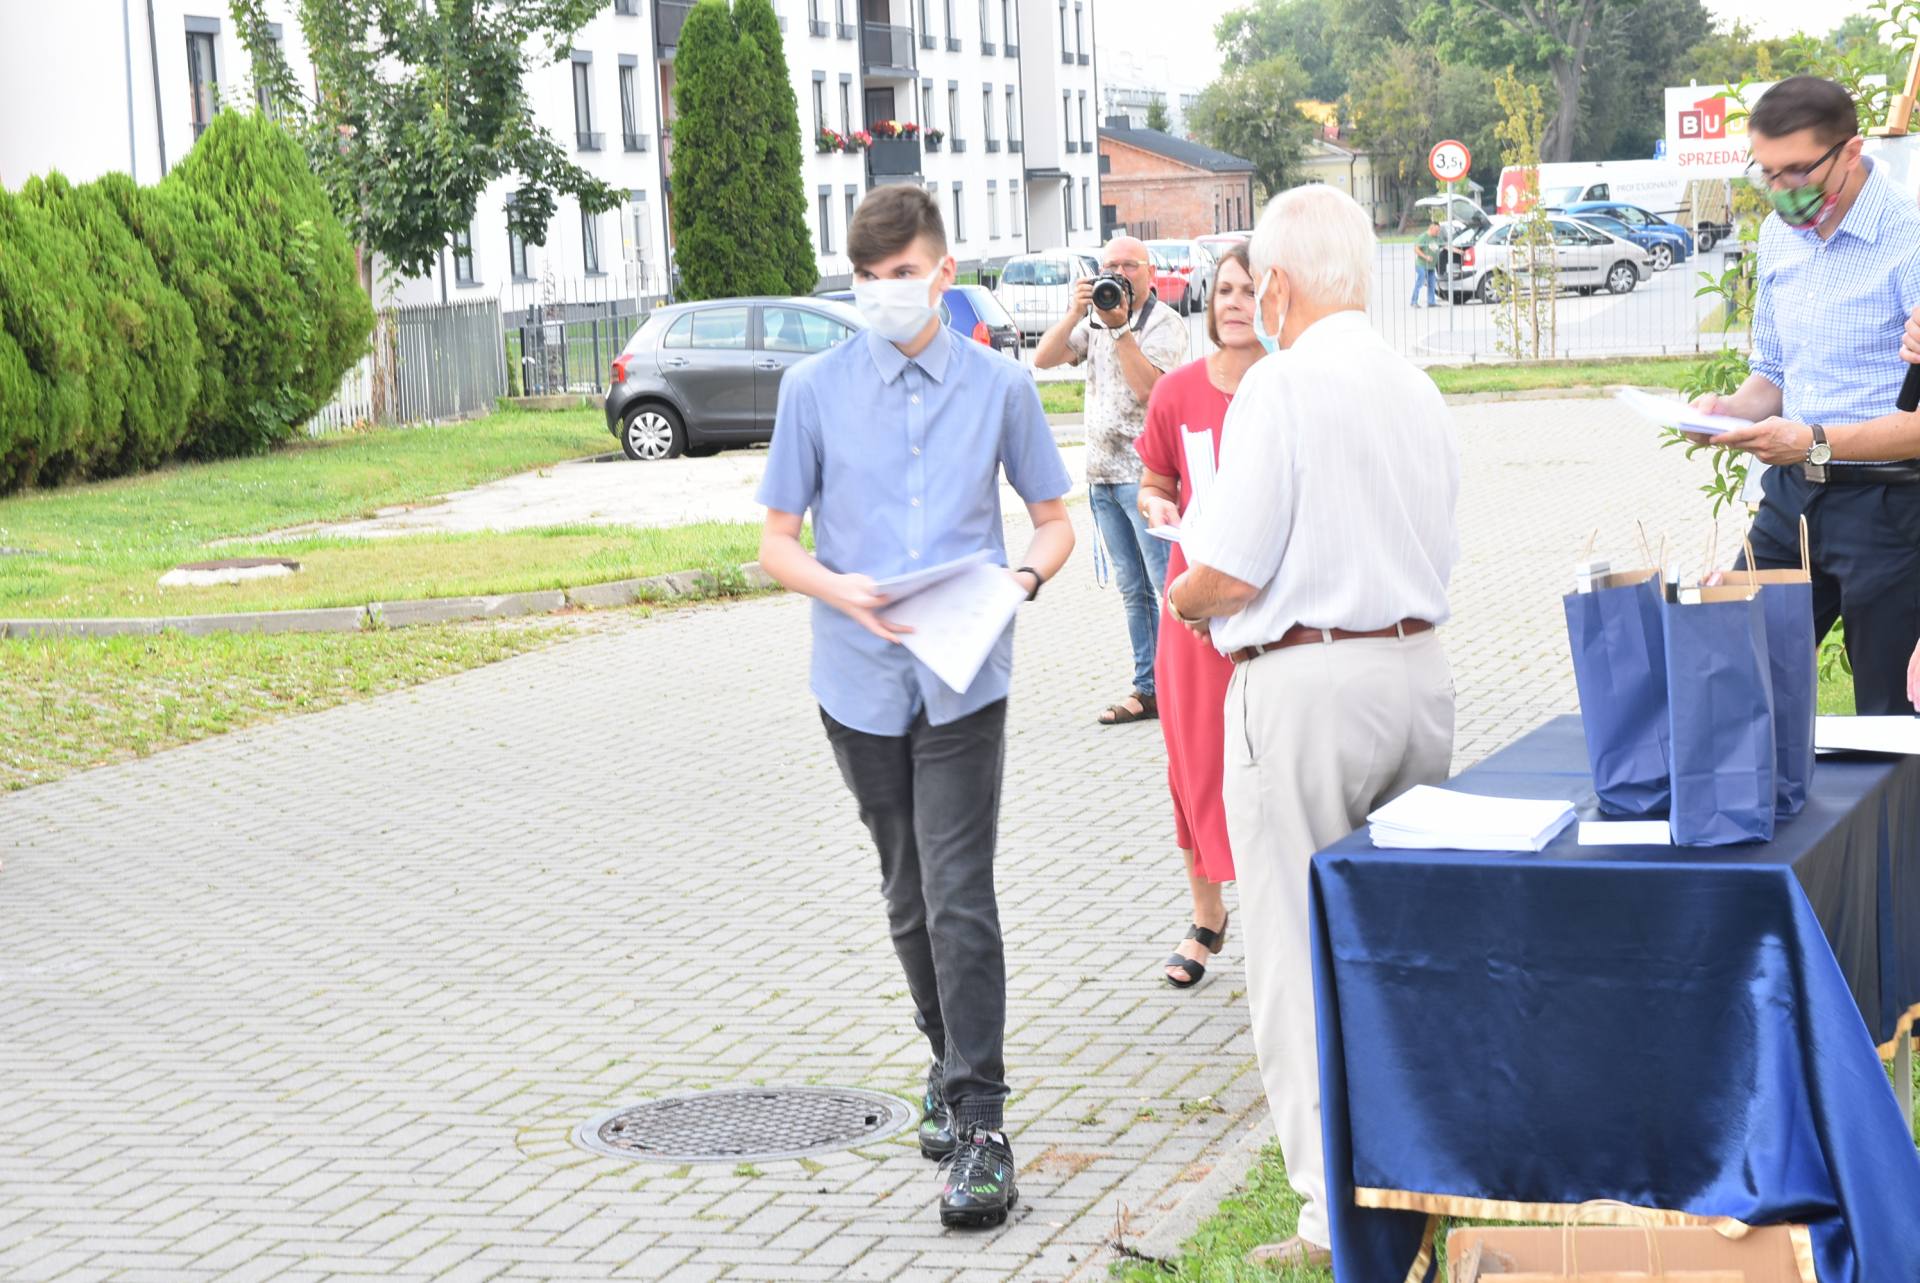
xmin=1098 ymin=691 xmax=1159 ymax=725
xmin=1163 ymin=912 xmax=1230 ymax=990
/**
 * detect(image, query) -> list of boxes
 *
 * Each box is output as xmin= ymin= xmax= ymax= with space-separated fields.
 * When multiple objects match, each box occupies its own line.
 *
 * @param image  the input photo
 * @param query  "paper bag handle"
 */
xmin=1634 ymin=521 xmax=1655 ymax=570
xmin=1798 ymin=514 xmax=1811 ymax=575
xmin=1740 ymin=536 xmax=1759 ymax=589
xmin=1561 ymin=1200 xmax=1664 ymax=1278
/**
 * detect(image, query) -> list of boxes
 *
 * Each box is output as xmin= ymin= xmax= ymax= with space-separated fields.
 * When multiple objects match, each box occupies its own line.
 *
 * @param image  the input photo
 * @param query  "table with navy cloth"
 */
xmin=1308 ymin=714 xmax=1920 ymax=1283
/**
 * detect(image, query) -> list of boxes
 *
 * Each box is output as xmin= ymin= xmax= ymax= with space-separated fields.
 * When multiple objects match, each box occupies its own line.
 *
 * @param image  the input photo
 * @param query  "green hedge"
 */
xmin=0 ymin=112 xmax=372 ymax=492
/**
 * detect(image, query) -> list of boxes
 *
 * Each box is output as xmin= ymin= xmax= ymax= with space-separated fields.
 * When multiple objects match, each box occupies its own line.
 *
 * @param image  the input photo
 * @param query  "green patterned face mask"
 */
xmin=1767 ymin=180 xmax=1836 ymax=229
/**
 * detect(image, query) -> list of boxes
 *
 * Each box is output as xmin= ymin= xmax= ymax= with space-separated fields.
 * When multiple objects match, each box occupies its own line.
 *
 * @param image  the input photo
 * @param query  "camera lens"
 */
xmin=1091 ymin=277 xmax=1124 ymax=313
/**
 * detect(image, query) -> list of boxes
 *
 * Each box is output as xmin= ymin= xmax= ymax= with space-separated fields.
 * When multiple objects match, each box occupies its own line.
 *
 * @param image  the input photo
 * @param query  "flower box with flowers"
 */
xmin=924 ymin=128 xmax=944 ymax=151
xmin=816 ymin=128 xmax=847 ymax=153
xmin=845 ymin=130 xmax=873 ymax=152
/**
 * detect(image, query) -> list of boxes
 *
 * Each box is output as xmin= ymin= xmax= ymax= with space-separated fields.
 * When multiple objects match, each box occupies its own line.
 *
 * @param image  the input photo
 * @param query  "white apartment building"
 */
xmin=0 ymin=0 xmax=1101 ymax=306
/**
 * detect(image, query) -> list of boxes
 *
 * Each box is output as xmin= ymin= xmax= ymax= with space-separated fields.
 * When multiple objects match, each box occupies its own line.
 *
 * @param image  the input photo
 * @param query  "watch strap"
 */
xmin=1016 ymin=566 xmax=1041 ymax=601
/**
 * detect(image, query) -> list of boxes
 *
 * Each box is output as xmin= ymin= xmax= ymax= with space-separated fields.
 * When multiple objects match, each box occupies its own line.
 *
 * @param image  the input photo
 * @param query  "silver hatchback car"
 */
xmin=603 ymin=296 xmax=865 ymax=460
xmin=1446 ymin=215 xmax=1653 ymax=304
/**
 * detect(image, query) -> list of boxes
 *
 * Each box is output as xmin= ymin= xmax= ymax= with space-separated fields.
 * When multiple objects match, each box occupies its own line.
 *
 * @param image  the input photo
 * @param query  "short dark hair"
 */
xmin=1206 ymin=241 xmax=1252 ymax=348
xmin=1749 ymin=76 xmax=1859 ymax=145
xmin=848 ymin=185 xmax=947 ymax=269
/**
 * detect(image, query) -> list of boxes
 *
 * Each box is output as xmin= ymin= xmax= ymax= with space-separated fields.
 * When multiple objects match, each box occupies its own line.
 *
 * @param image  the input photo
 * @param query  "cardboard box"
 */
xmin=1448 ymin=1223 xmax=1807 ymax=1283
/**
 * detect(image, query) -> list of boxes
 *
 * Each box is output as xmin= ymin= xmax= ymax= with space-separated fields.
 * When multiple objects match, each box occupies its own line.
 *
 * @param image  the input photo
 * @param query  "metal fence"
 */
xmin=503 ymin=276 xmax=670 ymax=396
xmin=309 ymin=298 xmax=508 ymax=432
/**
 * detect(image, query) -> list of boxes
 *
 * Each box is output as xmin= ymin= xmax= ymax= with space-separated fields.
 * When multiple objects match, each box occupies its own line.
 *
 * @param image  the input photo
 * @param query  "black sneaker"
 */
xmin=938 ymin=1125 xmax=1018 ymax=1228
xmin=918 ymin=1064 xmax=956 ymax=1161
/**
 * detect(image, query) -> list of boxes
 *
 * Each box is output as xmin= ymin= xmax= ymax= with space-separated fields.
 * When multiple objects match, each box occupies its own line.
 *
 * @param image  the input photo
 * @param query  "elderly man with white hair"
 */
xmin=1165 ymin=184 xmax=1461 ymax=1270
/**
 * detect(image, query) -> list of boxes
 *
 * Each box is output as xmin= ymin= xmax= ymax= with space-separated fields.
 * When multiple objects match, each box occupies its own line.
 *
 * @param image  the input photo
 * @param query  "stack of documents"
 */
xmin=1367 ymin=786 xmax=1577 ymax=852
xmin=874 ymin=552 xmax=1026 ymax=695
xmin=1814 ymin=716 xmax=1920 ymax=755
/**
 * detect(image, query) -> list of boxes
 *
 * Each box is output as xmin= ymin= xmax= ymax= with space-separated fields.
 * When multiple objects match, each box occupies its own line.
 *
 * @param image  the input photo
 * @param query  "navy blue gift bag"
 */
xmin=1562 ymin=569 xmax=1670 ymax=815
xmin=1733 ymin=521 xmax=1816 ymax=817
xmin=1664 ymin=586 xmax=1777 ymax=846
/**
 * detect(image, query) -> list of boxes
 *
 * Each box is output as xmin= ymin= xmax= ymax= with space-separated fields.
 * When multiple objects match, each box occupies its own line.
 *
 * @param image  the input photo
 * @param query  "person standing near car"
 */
xmin=1693 ymin=76 xmax=1920 ymax=715
xmin=756 ymin=185 xmax=1075 ymax=1228
xmin=1411 ymin=217 xmax=1442 ymax=308
xmin=1034 ymin=235 xmax=1190 ymax=725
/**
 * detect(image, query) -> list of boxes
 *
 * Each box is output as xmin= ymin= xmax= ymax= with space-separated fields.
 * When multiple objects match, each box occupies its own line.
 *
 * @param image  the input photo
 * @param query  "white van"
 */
xmin=1498 ymin=161 xmax=1735 ymax=251
xmin=993 ymin=251 xmax=1098 ymax=342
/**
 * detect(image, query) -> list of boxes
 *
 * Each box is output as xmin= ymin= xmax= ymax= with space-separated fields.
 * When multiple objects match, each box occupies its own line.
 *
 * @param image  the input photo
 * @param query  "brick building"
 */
xmin=1096 ymin=122 xmax=1255 ymax=241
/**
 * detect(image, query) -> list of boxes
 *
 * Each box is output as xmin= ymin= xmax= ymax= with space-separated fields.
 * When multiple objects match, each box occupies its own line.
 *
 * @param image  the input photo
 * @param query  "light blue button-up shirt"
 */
xmin=1751 ymin=158 xmax=1920 ymax=450
xmin=757 ymin=325 xmax=1073 ymax=736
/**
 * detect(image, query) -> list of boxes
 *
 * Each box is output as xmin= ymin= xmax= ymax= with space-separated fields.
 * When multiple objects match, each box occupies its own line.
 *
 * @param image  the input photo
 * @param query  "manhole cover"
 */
xmin=573 ymin=1087 xmax=915 ymax=1163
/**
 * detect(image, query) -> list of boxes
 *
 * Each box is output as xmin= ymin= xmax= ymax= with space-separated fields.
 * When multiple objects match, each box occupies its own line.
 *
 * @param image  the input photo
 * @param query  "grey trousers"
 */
xmin=821 ymin=699 xmax=1009 ymax=1131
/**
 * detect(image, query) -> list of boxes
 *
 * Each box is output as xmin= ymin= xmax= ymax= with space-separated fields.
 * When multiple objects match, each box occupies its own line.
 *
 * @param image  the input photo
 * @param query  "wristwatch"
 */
xmin=1806 ymin=424 xmax=1833 ymax=467
xmin=1016 ymin=566 xmax=1042 ymax=601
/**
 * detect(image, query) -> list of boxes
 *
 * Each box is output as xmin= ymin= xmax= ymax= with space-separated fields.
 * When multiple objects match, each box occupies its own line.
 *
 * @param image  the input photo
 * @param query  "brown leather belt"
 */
xmin=1229 ymin=618 xmax=1433 ymax=665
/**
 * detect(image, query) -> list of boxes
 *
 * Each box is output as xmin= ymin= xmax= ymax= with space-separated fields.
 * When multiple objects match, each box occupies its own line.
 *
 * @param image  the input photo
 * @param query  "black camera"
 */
xmin=1089 ymin=271 xmax=1134 ymax=319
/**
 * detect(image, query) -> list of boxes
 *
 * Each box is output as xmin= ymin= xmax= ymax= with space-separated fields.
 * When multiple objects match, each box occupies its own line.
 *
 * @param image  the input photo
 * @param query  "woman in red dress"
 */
xmin=1133 ymin=243 xmax=1262 ymax=988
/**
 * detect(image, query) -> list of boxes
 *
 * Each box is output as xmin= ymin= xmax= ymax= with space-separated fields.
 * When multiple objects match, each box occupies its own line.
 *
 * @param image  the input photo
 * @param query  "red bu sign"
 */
xmin=1677 ymin=96 xmax=1728 ymax=141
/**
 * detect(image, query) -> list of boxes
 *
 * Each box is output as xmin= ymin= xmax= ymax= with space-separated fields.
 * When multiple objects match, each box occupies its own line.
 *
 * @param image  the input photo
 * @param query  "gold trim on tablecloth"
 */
xmin=1352 ymin=1187 xmax=1819 ymax=1283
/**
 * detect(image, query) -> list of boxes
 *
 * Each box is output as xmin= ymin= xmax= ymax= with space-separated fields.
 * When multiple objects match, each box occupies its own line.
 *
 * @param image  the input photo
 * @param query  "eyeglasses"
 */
xmin=1745 ymin=139 xmax=1847 ymax=190
xmin=1101 ymin=259 xmax=1148 ymax=271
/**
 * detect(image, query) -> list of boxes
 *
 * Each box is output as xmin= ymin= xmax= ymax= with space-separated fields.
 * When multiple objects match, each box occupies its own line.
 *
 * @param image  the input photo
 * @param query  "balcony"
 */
xmin=577 ymin=130 xmax=605 ymax=151
xmin=655 ymin=0 xmax=692 ymax=49
xmin=623 ymin=130 xmax=651 ymax=152
xmin=861 ymin=22 xmax=916 ymax=75
xmin=867 ymin=137 xmax=922 ymax=178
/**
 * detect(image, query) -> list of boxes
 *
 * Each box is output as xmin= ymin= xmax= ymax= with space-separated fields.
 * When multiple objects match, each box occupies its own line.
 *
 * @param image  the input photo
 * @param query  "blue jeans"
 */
xmin=1411 ymin=266 xmax=1438 ymax=305
xmin=1089 ymin=482 xmax=1171 ymax=697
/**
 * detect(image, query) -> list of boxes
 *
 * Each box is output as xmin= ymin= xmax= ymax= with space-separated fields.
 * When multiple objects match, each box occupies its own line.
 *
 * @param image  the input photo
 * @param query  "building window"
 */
xmin=620 ymin=63 xmax=639 ymax=143
xmin=818 ymin=190 xmax=833 ymax=253
xmin=452 ymin=227 xmax=476 ymax=285
xmin=252 ymin=24 xmax=283 ymax=114
xmin=951 ymin=183 xmax=964 ymax=243
xmin=812 ymin=78 xmax=826 ymax=134
xmin=920 ymin=0 xmax=932 ymax=37
xmin=1081 ymin=178 xmax=1091 ymax=230
xmin=186 ymin=24 xmax=218 ymax=139
xmin=1005 ymin=87 xmax=1018 ymax=148
xmin=1062 ymin=92 xmax=1072 ymax=150
xmin=572 ymin=57 xmax=600 ymax=150
xmin=922 ymin=82 xmax=937 ymax=131
xmin=508 ymin=222 xmax=532 ymax=281
xmin=1001 ymin=0 xmax=1014 ymax=47
xmin=1077 ymin=91 xmax=1087 ymax=148
xmin=840 ymin=79 xmax=851 ymax=133
xmin=943 ymin=0 xmax=955 ymax=42
xmin=982 ymin=87 xmax=994 ymax=148
xmin=1057 ymin=0 xmax=1066 ymax=49
xmin=1073 ymin=3 xmax=1084 ymax=59
xmin=978 ymin=0 xmax=990 ymax=46
xmin=1011 ymin=179 xmax=1022 ymax=235
xmin=948 ymin=86 xmax=960 ymax=143
xmin=630 ymin=193 xmax=655 ymax=291
xmin=988 ymin=181 xmax=1000 ymax=239
xmin=1214 ymin=192 xmax=1221 ymax=232
xmin=582 ymin=209 xmax=601 ymax=274
xmin=845 ymin=185 xmax=858 ymax=232
xmin=1065 ymin=180 xmax=1075 ymax=232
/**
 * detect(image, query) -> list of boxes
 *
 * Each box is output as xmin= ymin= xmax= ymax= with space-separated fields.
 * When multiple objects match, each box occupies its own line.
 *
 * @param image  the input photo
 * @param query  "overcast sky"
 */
xmin=1096 ymin=0 xmax=1880 ymax=100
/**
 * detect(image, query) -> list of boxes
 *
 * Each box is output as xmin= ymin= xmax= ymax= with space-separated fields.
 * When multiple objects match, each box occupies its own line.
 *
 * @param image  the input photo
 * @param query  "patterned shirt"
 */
xmin=1067 ymin=299 xmax=1190 ymax=484
xmin=1751 ymin=157 xmax=1920 ymax=460
xmin=756 ymin=326 xmax=1074 ymax=736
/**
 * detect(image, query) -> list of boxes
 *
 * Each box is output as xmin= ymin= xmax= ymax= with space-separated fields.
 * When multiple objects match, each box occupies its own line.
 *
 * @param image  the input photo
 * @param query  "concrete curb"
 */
xmin=0 ymin=564 xmax=771 ymax=640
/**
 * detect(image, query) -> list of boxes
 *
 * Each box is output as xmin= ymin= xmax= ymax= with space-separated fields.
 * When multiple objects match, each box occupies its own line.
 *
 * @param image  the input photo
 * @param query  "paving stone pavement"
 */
xmin=0 ymin=399 xmax=1748 ymax=1283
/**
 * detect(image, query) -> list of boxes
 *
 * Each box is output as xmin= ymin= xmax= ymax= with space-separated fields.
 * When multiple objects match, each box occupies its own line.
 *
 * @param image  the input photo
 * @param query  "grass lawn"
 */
xmin=1029 ymin=355 xmax=1701 ymax=420
xmin=0 ymin=409 xmax=765 ymax=618
xmin=0 ymin=622 xmax=564 ymax=791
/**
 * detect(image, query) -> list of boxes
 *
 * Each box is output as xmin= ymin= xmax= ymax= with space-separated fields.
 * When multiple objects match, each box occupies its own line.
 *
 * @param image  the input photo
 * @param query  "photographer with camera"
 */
xmin=1035 ymin=237 xmax=1190 ymax=724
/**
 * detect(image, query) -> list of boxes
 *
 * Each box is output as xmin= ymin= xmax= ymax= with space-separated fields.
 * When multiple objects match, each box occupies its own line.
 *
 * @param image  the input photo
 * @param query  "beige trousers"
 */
xmin=1221 ymin=630 xmax=1454 ymax=1248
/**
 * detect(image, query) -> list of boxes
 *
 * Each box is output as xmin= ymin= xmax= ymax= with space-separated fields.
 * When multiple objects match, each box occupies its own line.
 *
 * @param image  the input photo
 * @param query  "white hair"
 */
xmin=1248 ymin=184 xmax=1375 ymax=310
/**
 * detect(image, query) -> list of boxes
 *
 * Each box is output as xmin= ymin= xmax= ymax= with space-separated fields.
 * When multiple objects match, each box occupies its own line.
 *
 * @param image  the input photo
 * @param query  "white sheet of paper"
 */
xmin=880 ymin=564 xmax=1026 ymax=694
xmin=1366 ymin=785 xmax=1576 ymax=852
xmin=1146 ymin=525 xmax=1182 ymax=543
xmin=1577 ymin=820 xmax=1672 ymax=846
xmin=1814 ymin=715 xmax=1920 ymax=755
xmin=870 ymin=549 xmax=995 ymax=602
xmin=1615 ymin=387 xmax=1752 ymax=437
xmin=1181 ymin=427 xmax=1217 ymax=505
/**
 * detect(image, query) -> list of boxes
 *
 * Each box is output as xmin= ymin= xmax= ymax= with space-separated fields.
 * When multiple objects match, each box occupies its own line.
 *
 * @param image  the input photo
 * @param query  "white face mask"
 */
xmin=853 ymin=273 xmax=939 ymax=343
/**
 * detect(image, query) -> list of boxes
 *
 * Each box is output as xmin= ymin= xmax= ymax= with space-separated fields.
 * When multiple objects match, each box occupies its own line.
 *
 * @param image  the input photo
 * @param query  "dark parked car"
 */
xmin=816 ymin=285 xmax=1022 ymax=356
xmin=604 ymin=296 xmax=864 ymax=460
xmin=1557 ymin=201 xmax=1694 ymax=267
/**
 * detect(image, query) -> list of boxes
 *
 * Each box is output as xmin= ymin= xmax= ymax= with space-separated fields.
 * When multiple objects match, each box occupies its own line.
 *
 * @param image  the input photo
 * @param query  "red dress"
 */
xmin=1134 ymin=359 xmax=1236 ymax=883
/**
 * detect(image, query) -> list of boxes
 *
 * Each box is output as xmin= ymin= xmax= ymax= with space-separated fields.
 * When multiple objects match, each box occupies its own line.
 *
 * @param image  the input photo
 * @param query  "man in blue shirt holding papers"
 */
xmin=756 ymin=185 xmax=1074 ymax=1228
xmin=1693 ymin=77 xmax=1920 ymax=715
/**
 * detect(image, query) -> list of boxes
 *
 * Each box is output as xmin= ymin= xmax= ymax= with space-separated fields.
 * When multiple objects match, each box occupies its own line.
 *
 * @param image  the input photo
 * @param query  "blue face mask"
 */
xmin=1252 ymin=269 xmax=1283 ymax=354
